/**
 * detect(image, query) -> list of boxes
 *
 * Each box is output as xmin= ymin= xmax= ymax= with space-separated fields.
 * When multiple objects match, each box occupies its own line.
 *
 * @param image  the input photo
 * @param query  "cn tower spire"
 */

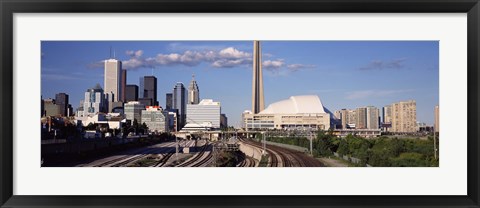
xmin=252 ymin=40 xmax=265 ymax=114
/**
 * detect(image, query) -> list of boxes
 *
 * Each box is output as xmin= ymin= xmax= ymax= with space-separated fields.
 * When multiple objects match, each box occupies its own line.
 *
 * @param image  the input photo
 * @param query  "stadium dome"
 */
xmin=258 ymin=95 xmax=326 ymax=114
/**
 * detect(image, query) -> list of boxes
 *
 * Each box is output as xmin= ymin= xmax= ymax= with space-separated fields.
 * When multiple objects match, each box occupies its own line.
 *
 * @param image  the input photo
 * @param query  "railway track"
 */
xmin=153 ymin=153 xmax=174 ymax=167
xmin=95 ymin=148 xmax=159 ymax=167
xmin=237 ymin=154 xmax=257 ymax=167
xmin=239 ymin=138 xmax=280 ymax=167
xmin=177 ymin=142 xmax=209 ymax=167
xmin=240 ymin=138 xmax=323 ymax=167
xmin=191 ymin=151 xmax=213 ymax=167
xmin=91 ymin=142 xmax=176 ymax=167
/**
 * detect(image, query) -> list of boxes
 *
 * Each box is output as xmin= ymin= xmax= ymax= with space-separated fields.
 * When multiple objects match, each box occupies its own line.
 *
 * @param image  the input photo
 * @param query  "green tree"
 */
xmin=390 ymin=152 xmax=427 ymax=167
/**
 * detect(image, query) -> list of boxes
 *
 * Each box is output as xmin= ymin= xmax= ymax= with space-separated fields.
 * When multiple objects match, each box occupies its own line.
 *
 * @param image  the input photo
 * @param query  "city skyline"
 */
xmin=41 ymin=41 xmax=439 ymax=126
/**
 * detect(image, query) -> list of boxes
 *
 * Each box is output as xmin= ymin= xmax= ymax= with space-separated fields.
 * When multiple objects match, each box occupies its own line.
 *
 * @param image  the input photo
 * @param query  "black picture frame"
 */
xmin=1 ymin=0 xmax=479 ymax=207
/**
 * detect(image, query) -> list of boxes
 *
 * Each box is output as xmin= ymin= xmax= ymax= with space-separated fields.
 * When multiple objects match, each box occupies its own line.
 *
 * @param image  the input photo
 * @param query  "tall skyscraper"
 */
xmin=356 ymin=107 xmax=367 ymax=129
xmin=141 ymin=76 xmax=158 ymax=106
xmin=347 ymin=109 xmax=357 ymax=128
xmin=55 ymin=93 xmax=69 ymax=117
xmin=120 ymin=69 xmax=127 ymax=102
xmin=220 ymin=114 xmax=228 ymax=128
xmin=82 ymin=84 xmax=106 ymax=117
xmin=434 ymin=105 xmax=439 ymax=133
xmin=104 ymin=59 xmax=122 ymax=103
xmin=252 ymin=40 xmax=265 ymax=114
xmin=125 ymin=84 xmax=138 ymax=102
xmin=383 ymin=105 xmax=392 ymax=124
xmin=188 ymin=74 xmax=200 ymax=104
xmin=336 ymin=109 xmax=351 ymax=129
xmin=382 ymin=105 xmax=393 ymax=132
xmin=366 ymin=106 xmax=380 ymax=129
xmin=173 ymin=82 xmax=186 ymax=128
xmin=391 ymin=100 xmax=417 ymax=133
xmin=166 ymin=93 xmax=173 ymax=109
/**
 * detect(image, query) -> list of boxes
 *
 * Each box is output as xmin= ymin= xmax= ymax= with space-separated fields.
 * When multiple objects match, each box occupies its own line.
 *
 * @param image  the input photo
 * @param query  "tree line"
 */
xmin=265 ymin=132 xmax=439 ymax=167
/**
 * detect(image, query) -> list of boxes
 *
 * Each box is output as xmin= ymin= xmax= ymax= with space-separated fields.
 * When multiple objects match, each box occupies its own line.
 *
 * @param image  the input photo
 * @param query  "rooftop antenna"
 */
xmin=113 ymin=48 xmax=116 ymax=59
xmin=109 ymin=46 xmax=112 ymax=59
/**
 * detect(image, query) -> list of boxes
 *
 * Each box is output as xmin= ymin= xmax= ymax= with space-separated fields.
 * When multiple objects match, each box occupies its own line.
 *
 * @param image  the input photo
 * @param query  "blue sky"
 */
xmin=41 ymin=41 xmax=439 ymax=126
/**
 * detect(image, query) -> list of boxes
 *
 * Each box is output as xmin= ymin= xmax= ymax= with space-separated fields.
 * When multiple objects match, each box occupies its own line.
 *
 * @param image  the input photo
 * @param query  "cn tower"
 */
xmin=252 ymin=40 xmax=265 ymax=114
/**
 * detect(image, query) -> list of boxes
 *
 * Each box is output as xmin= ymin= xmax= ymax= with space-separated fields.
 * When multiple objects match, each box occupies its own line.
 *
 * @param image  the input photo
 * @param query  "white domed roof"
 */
xmin=258 ymin=95 xmax=326 ymax=114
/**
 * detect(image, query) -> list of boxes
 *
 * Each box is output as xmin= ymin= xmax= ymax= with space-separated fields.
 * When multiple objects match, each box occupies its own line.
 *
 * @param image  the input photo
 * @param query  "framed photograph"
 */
xmin=1 ymin=0 xmax=479 ymax=207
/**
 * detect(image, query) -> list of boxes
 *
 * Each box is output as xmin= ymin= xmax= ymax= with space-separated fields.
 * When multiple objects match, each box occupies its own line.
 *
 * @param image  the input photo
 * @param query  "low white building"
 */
xmin=242 ymin=95 xmax=331 ymax=130
xmin=76 ymin=113 xmax=125 ymax=129
xmin=186 ymin=99 xmax=221 ymax=129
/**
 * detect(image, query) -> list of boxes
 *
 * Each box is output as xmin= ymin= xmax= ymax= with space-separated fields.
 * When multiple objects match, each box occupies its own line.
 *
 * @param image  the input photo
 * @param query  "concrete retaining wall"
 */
xmin=239 ymin=142 xmax=262 ymax=163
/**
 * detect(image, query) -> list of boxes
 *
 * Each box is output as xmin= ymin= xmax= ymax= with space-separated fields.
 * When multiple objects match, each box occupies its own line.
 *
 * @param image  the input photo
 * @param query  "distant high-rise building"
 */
xmin=366 ymin=106 xmax=380 ymax=129
xmin=335 ymin=109 xmax=358 ymax=129
xmin=382 ymin=105 xmax=393 ymax=132
xmin=124 ymin=101 xmax=145 ymax=125
xmin=391 ymin=100 xmax=417 ymax=133
xmin=166 ymin=93 xmax=173 ymax=110
xmin=434 ymin=105 xmax=439 ymax=133
xmin=120 ymin=69 xmax=127 ymax=102
xmin=140 ymin=76 xmax=158 ymax=106
xmin=43 ymin=98 xmax=61 ymax=117
xmin=138 ymin=98 xmax=154 ymax=107
xmin=220 ymin=114 xmax=228 ymax=128
xmin=55 ymin=93 xmax=69 ymax=117
xmin=104 ymin=59 xmax=122 ymax=104
xmin=383 ymin=105 xmax=392 ymax=124
xmin=188 ymin=74 xmax=200 ymax=104
xmin=356 ymin=107 xmax=367 ymax=129
xmin=67 ymin=104 xmax=73 ymax=117
xmin=82 ymin=84 xmax=106 ymax=117
xmin=173 ymin=82 xmax=186 ymax=128
xmin=164 ymin=108 xmax=178 ymax=132
xmin=139 ymin=77 xmax=144 ymax=98
xmin=252 ymin=40 xmax=264 ymax=114
xmin=141 ymin=106 xmax=168 ymax=133
xmin=346 ymin=109 xmax=357 ymax=128
xmin=125 ymin=84 xmax=138 ymax=102
xmin=334 ymin=110 xmax=342 ymax=121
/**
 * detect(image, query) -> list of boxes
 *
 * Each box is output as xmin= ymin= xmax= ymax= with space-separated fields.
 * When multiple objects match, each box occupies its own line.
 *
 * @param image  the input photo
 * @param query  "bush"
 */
xmin=263 ymin=132 xmax=438 ymax=167
xmin=390 ymin=152 xmax=428 ymax=167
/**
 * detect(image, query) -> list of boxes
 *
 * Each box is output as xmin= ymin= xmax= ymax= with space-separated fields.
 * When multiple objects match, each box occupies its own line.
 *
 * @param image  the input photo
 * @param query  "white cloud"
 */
xmin=87 ymin=46 xmax=315 ymax=72
xmin=218 ymin=47 xmax=251 ymax=59
xmin=126 ymin=50 xmax=143 ymax=58
xmin=119 ymin=47 xmax=253 ymax=70
xmin=263 ymin=59 xmax=285 ymax=69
